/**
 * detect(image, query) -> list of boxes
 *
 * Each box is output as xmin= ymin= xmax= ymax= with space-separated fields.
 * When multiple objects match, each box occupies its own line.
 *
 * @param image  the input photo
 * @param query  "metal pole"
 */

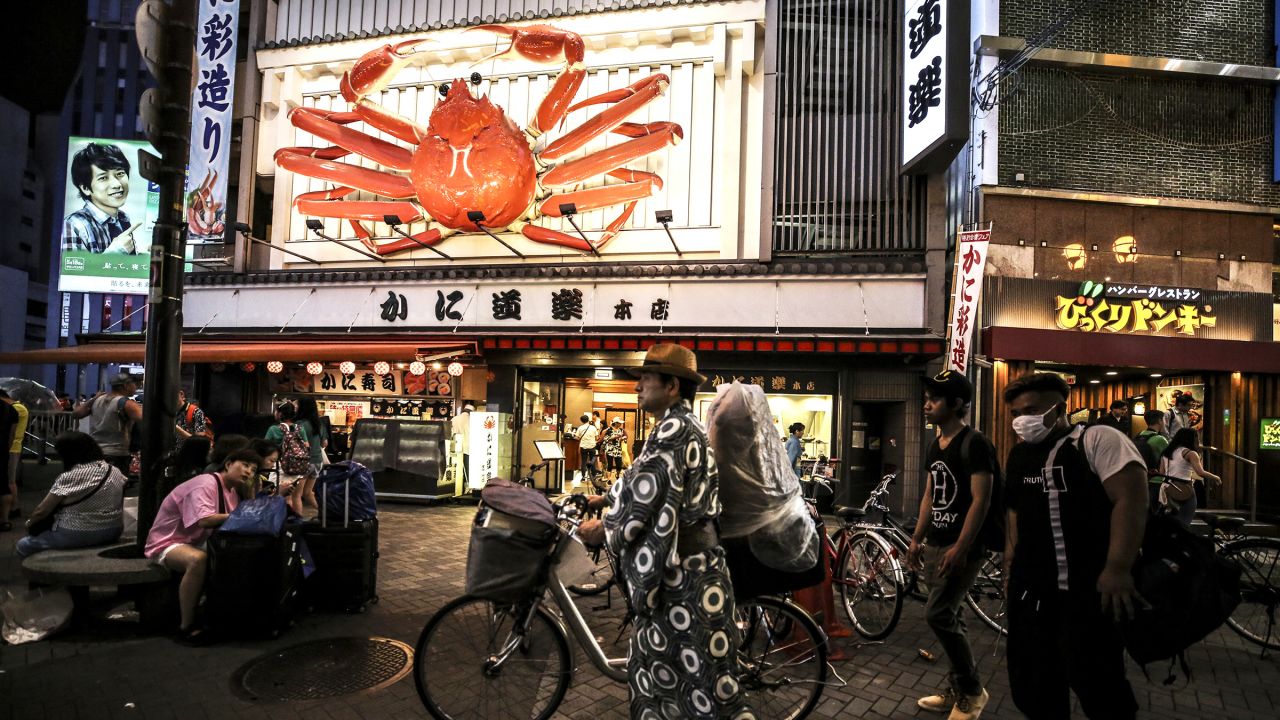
xmin=137 ymin=0 xmax=196 ymax=549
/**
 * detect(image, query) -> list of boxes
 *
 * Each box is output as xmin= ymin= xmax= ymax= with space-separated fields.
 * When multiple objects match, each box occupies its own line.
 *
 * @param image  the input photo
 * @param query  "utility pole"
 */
xmin=135 ymin=0 xmax=196 ymax=548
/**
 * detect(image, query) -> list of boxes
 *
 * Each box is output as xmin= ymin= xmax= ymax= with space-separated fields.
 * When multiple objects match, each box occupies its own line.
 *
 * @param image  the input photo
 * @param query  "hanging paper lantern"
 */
xmin=266 ymin=361 xmax=284 ymax=374
xmin=373 ymin=361 xmax=391 ymax=376
xmin=409 ymin=361 xmax=427 ymax=376
xmin=241 ymin=362 xmax=256 ymax=372
xmin=306 ymin=362 xmax=324 ymax=375
xmin=339 ymin=361 xmax=356 ymax=375
xmin=447 ymin=361 xmax=465 ymax=377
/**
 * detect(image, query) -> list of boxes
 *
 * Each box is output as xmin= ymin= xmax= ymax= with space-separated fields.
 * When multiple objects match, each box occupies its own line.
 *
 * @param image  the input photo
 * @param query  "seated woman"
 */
xmin=17 ymin=431 xmax=128 ymax=559
xmin=144 ymin=447 xmax=261 ymax=645
xmin=247 ymin=439 xmax=285 ymax=502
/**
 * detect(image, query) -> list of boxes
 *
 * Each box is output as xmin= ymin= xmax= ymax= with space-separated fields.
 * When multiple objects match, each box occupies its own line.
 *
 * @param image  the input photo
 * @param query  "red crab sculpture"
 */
xmin=274 ymin=24 xmax=683 ymax=256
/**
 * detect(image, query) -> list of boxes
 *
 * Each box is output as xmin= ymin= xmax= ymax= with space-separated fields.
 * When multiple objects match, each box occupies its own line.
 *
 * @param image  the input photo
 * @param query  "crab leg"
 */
xmin=276 ymin=145 xmax=351 ymax=161
xmin=275 ymin=149 xmax=415 ymax=198
xmin=540 ymin=74 xmax=670 ymax=161
xmin=288 ymin=107 xmax=414 ymax=170
xmin=541 ymin=122 xmax=682 ymax=188
xmin=526 ymin=169 xmax=665 ymax=251
xmin=349 ymin=220 xmax=445 ymax=256
xmin=291 ymin=187 xmax=439 ymax=256
xmin=340 ymin=39 xmax=432 ymax=144
xmin=469 ymin=24 xmax=586 ymax=135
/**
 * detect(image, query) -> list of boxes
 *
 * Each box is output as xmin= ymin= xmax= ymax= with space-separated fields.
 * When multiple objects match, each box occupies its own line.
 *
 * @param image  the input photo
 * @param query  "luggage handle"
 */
xmin=319 ymin=470 xmax=352 ymax=528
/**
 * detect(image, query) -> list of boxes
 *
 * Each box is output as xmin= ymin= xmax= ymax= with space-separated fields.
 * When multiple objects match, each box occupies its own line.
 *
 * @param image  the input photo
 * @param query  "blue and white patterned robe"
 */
xmin=604 ymin=401 xmax=754 ymax=720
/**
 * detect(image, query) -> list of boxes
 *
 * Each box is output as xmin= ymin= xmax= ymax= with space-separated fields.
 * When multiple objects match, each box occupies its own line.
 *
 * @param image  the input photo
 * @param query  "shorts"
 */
xmin=605 ymin=454 xmax=624 ymax=471
xmin=154 ymin=540 xmax=206 ymax=567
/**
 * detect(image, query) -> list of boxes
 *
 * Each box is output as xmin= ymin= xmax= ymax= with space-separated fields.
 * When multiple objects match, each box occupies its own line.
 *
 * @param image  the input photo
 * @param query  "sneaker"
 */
xmin=948 ymin=689 xmax=989 ymax=720
xmin=917 ymin=687 xmax=958 ymax=713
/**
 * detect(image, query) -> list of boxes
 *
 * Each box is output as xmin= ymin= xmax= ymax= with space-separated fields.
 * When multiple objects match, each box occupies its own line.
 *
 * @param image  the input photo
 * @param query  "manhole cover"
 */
xmin=231 ymin=636 xmax=414 ymax=703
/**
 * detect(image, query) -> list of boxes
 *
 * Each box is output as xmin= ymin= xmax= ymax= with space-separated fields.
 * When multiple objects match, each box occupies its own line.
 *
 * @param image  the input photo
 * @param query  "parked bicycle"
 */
xmin=827 ymin=473 xmax=1006 ymax=640
xmin=414 ymin=494 xmax=830 ymax=719
xmin=1197 ymin=512 xmax=1280 ymax=651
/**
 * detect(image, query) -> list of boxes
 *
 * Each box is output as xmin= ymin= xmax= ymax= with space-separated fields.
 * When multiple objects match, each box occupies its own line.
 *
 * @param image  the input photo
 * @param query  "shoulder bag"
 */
xmin=27 ymin=465 xmax=114 ymax=537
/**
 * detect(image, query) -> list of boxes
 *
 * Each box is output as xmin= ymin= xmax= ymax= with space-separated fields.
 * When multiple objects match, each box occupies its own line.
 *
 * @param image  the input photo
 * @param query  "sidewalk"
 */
xmin=1 ymin=461 xmax=1277 ymax=719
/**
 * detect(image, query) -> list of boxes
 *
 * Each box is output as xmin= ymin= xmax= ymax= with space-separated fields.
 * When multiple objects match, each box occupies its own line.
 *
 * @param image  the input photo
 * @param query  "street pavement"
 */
xmin=1 ymin=462 xmax=1278 ymax=719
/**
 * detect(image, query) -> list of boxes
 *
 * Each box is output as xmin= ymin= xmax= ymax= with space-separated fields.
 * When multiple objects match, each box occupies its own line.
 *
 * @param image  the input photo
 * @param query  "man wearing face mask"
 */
xmin=1002 ymin=373 xmax=1148 ymax=720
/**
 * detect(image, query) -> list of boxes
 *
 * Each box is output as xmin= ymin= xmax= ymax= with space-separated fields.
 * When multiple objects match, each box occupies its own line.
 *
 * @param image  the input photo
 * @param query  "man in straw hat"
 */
xmin=579 ymin=343 xmax=753 ymax=719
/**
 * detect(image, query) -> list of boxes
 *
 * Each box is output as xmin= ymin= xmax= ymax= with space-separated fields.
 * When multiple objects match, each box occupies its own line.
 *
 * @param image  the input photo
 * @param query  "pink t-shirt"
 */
xmin=144 ymin=472 xmax=240 ymax=558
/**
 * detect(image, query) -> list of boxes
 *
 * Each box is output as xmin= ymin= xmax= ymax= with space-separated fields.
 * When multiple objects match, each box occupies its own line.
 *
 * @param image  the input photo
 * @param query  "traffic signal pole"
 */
xmin=135 ymin=0 xmax=196 ymax=548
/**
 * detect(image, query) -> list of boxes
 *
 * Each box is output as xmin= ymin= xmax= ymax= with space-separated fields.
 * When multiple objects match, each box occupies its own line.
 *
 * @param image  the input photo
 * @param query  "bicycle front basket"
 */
xmin=465 ymin=479 xmax=560 ymax=603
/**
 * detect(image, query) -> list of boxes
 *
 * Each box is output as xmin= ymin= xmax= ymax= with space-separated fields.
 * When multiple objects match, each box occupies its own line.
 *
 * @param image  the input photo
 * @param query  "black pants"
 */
xmin=1007 ymin=584 xmax=1137 ymax=720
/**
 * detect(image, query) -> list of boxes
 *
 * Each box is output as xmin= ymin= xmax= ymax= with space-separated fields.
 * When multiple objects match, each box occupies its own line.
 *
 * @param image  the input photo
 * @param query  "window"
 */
xmin=26 ymin=300 xmax=47 ymax=317
xmin=18 ymin=242 xmax=32 ymax=253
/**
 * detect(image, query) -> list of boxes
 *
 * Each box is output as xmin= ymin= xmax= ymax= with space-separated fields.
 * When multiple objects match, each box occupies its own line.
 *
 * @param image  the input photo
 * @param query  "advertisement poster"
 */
xmin=185 ymin=0 xmax=240 ymax=242
xmin=1155 ymin=384 xmax=1205 ymax=431
xmin=1261 ymin=418 xmax=1280 ymax=451
xmin=945 ymin=228 xmax=991 ymax=373
xmin=468 ymin=412 xmax=501 ymax=490
xmin=58 ymin=136 xmax=160 ymax=293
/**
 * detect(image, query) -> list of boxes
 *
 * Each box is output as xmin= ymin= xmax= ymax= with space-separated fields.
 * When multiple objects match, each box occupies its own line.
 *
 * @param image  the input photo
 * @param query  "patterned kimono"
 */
xmin=604 ymin=401 xmax=754 ymax=720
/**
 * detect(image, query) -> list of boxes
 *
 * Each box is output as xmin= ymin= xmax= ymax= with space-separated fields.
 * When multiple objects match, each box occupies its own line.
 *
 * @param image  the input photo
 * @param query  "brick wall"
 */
xmin=998 ymin=66 xmax=1280 ymax=205
xmin=1001 ymin=0 xmax=1274 ymax=67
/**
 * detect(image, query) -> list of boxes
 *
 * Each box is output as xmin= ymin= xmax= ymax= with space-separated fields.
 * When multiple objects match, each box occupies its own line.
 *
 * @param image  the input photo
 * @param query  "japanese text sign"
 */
xmin=902 ymin=0 xmax=967 ymax=173
xmin=1261 ymin=418 xmax=1280 ymax=451
xmin=186 ymin=0 xmax=240 ymax=242
xmin=946 ymin=229 xmax=991 ymax=373
xmin=312 ymin=365 xmax=404 ymax=396
xmin=1056 ymin=281 xmax=1218 ymax=337
xmin=468 ymin=412 xmax=501 ymax=490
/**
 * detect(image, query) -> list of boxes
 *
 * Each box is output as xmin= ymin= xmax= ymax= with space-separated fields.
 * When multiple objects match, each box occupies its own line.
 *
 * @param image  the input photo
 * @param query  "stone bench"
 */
xmin=21 ymin=543 xmax=176 ymax=629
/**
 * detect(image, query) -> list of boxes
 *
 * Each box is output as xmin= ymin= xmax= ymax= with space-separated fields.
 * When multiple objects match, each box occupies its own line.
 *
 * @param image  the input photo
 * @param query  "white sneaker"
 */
xmin=948 ymin=689 xmax=989 ymax=720
xmin=917 ymin=687 xmax=958 ymax=713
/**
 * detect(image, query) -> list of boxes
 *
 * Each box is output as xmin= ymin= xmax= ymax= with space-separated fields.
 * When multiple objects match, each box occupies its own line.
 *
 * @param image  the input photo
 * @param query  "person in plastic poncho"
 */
xmin=578 ymin=344 xmax=754 ymax=720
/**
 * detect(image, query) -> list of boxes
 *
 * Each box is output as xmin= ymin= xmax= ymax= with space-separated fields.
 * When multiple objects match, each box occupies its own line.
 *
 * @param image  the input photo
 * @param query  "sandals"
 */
xmin=176 ymin=626 xmax=214 ymax=647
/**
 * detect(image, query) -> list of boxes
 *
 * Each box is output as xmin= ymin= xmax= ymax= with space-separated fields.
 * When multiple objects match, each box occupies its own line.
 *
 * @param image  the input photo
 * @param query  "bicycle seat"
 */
xmin=1195 ymin=512 xmax=1246 ymax=533
xmin=834 ymin=506 xmax=866 ymax=521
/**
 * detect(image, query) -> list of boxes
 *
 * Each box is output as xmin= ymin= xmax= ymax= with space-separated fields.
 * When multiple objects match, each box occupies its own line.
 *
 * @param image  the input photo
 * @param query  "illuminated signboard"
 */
xmin=1055 ymin=281 xmax=1216 ymax=337
xmin=1262 ymin=418 xmax=1280 ymax=451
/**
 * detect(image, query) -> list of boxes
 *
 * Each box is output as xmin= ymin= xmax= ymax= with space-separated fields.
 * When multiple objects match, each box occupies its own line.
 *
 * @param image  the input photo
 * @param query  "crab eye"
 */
xmin=470 ymin=72 xmax=482 ymax=86
xmin=438 ymin=83 xmax=449 ymax=97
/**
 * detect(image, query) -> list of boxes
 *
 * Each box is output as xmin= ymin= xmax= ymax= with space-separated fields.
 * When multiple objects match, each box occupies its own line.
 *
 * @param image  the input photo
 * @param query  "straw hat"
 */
xmin=627 ymin=343 xmax=706 ymax=384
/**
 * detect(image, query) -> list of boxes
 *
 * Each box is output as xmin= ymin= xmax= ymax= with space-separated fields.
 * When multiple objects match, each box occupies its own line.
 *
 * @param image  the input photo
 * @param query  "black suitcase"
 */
xmin=205 ymin=526 xmax=304 ymax=637
xmin=300 ymin=479 xmax=379 ymax=612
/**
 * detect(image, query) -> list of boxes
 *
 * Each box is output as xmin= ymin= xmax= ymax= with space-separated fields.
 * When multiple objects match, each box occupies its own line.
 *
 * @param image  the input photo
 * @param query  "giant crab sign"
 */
xmin=275 ymin=24 xmax=684 ymax=257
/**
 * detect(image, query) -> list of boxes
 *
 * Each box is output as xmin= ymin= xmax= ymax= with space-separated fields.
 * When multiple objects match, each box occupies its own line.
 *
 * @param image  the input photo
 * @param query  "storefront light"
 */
xmin=339 ymin=361 xmax=356 ymax=375
xmin=374 ymin=361 xmax=391 ymax=375
xmin=1150 ymin=373 xmax=1163 ymax=378
xmin=1063 ymin=243 xmax=1087 ymax=271
xmin=448 ymin=361 xmax=465 ymax=377
xmin=241 ymin=362 xmax=256 ymax=372
xmin=432 ymin=362 xmax=443 ymax=370
xmin=267 ymin=361 xmax=284 ymax=374
xmin=409 ymin=361 xmax=427 ymax=376
xmin=306 ymin=362 xmax=324 ymax=375
xmin=1089 ymin=379 xmax=1100 ymax=384
xmin=1105 ymin=371 xmax=1117 ymax=376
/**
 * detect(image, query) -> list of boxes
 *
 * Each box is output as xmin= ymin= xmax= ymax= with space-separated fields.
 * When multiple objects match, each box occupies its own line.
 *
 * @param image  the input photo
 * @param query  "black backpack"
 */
xmin=959 ymin=429 xmax=1005 ymax=552
xmin=1122 ymin=512 xmax=1241 ymax=683
xmin=1133 ymin=430 xmax=1161 ymax=471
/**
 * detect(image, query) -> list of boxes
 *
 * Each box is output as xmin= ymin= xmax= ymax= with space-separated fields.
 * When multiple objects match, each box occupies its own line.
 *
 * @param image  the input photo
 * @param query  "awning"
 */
xmin=0 ymin=339 xmax=477 ymax=365
xmin=983 ymin=326 xmax=1280 ymax=374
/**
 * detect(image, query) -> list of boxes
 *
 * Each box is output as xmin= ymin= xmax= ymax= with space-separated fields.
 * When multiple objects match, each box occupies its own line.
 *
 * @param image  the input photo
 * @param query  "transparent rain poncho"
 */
xmin=706 ymin=382 xmax=819 ymax=572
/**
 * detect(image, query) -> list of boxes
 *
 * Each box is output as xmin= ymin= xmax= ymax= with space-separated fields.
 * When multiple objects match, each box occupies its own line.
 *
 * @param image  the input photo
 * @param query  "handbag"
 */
xmin=27 ymin=465 xmax=113 ymax=537
xmin=219 ymin=496 xmax=288 ymax=536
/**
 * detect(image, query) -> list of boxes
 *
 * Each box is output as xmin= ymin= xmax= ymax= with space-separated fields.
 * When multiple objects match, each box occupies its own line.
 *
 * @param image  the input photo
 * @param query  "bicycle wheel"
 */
xmin=414 ymin=595 xmax=572 ymax=720
xmin=965 ymin=551 xmax=1007 ymax=636
xmin=736 ymin=595 xmax=828 ymax=720
xmin=837 ymin=531 xmax=904 ymax=640
xmin=1218 ymin=538 xmax=1280 ymax=650
xmin=567 ymin=544 xmax=614 ymax=596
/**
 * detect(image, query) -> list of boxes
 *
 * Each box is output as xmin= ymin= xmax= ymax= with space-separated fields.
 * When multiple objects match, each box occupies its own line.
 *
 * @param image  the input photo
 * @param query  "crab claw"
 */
xmin=340 ymin=38 xmax=432 ymax=103
xmin=468 ymin=24 xmax=585 ymax=134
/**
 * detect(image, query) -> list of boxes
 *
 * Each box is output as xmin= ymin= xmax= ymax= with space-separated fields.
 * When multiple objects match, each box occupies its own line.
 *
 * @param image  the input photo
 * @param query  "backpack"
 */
xmin=1133 ymin=431 xmax=1161 ymax=472
xmin=959 ymin=429 xmax=1006 ymax=552
xmin=183 ymin=402 xmax=215 ymax=439
xmin=278 ymin=423 xmax=312 ymax=476
xmin=1122 ymin=512 xmax=1241 ymax=683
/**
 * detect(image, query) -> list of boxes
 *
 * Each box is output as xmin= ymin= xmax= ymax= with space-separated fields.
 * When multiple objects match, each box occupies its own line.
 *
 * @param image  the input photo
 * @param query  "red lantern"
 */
xmin=306 ymin=362 xmax=324 ymax=375
xmin=409 ymin=361 xmax=427 ymax=376
xmin=266 ymin=361 xmax=284 ymax=374
xmin=339 ymin=361 xmax=356 ymax=375
xmin=374 ymin=361 xmax=391 ymax=375
xmin=241 ymin=362 xmax=256 ymax=372
xmin=447 ymin=361 xmax=464 ymax=377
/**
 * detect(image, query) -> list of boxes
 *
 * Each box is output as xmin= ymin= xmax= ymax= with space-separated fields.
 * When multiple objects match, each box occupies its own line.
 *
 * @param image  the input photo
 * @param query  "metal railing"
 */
xmin=23 ymin=411 xmax=81 ymax=462
xmin=1203 ymin=445 xmax=1259 ymax=522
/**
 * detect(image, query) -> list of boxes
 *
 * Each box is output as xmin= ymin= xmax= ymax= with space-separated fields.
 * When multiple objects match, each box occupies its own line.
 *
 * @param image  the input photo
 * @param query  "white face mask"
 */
xmin=1012 ymin=404 xmax=1059 ymax=444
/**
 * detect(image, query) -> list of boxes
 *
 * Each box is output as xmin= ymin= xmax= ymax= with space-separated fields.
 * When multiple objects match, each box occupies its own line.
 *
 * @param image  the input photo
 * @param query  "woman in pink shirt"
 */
xmin=144 ymin=447 xmax=261 ymax=645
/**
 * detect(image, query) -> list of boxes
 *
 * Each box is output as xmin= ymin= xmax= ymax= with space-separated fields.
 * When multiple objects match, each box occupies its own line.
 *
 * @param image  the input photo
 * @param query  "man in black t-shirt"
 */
xmin=907 ymin=370 xmax=995 ymax=720
xmin=1002 ymin=373 xmax=1147 ymax=720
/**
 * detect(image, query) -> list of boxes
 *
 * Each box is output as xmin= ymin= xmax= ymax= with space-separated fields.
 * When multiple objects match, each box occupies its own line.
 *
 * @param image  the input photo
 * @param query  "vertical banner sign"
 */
xmin=468 ymin=413 xmax=501 ymax=490
xmin=945 ymin=228 xmax=991 ymax=373
xmin=901 ymin=0 xmax=968 ymax=174
xmin=59 ymin=293 xmax=71 ymax=339
xmin=186 ymin=0 xmax=240 ymax=242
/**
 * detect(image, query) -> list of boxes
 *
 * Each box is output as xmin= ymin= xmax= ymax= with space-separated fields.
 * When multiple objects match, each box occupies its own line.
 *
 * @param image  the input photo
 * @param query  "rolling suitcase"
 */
xmin=300 ymin=477 xmax=379 ymax=612
xmin=205 ymin=525 xmax=304 ymax=637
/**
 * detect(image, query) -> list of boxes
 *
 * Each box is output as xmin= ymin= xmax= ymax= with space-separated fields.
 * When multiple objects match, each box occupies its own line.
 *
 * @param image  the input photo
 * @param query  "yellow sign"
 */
xmin=1055 ymin=296 xmax=1216 ymax=336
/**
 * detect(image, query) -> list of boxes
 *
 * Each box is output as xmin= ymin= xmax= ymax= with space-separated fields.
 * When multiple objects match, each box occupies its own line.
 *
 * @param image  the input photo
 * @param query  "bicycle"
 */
xmin=827 ymin=473 xmax=1006 ymax=640
xmin=414 ymin=495 xmax=830 ymax=720
xmin=1197 ymin=512 xmax=1280 ymax=651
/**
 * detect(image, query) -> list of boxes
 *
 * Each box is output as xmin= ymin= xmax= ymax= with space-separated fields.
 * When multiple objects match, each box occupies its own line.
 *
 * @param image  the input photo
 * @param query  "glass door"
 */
xmin=517 ymin=377 xmax=565 ymax=492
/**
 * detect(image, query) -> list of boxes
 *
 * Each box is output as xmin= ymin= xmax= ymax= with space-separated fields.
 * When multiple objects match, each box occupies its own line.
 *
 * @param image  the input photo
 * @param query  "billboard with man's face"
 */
xmin=58 ymin=136 xmax=160 ymax=293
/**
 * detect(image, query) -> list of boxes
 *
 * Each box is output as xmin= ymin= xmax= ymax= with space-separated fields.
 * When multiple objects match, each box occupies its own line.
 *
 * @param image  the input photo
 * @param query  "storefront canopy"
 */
xmin=984 ymin=326 xmax=1280 ymax=374
xmin=0 ymin=339 xmax=477 ymax=365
